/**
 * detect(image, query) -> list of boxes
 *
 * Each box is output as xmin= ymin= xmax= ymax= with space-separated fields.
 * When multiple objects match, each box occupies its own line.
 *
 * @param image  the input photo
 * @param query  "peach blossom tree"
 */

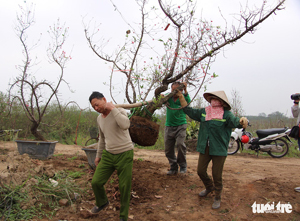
xmin=84 ymin=0 xmax=285 ymax=119
xmin=8 ymin=4 xmax=76 ymax=141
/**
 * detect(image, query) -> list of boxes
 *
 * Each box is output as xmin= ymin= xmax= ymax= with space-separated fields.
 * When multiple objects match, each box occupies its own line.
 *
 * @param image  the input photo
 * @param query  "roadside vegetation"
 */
xmin=0 ymin=91 xmax=298 ymax=155
xmin=0 ymin=91 xmax=98 ymax=146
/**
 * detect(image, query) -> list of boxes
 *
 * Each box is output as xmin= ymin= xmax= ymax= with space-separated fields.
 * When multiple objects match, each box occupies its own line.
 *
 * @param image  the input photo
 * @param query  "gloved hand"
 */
xmin=176 ymin=90 xmax=188 ymax=107
xmin=239 ymin=117 xmax=248 ymax=129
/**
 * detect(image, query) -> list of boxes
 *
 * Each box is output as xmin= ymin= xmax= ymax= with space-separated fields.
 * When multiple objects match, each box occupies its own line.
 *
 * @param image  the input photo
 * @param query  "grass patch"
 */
xmin=66 ymin=171 xmax=84 ymax=179
xmin=67 ymin=156 xmax=78 ymax=161
xmin=78 ymin=163 xmax=85 ymax=168
xmin=0 ymin=179 xmax=47 ymax=220
xmin=109 ymin=178 xmax=115 ymax=184
xmin=0 ymin=170 xmax=85 ymax=220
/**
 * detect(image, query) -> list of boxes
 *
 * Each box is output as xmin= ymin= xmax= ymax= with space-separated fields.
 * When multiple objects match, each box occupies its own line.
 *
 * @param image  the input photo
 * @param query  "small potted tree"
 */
xmin=8 ymin=5 xmax=75 ymax=160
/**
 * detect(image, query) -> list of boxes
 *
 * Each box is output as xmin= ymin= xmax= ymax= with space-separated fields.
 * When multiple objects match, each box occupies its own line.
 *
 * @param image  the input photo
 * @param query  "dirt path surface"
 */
xmin=1 ymin=141 xmax=300 ymax=221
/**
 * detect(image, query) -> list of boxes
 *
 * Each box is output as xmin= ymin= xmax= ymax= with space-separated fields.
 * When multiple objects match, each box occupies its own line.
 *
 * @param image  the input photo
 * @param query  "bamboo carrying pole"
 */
xmin=114 ymin=100 xmax=153 ymax=109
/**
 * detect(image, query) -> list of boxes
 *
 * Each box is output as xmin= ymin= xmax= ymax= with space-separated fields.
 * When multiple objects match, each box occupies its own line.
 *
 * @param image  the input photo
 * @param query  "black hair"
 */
xmin=89 ymin=91 xmax=104 ymax=103
xmin=171 ymin=81 xmax=183 ymax=92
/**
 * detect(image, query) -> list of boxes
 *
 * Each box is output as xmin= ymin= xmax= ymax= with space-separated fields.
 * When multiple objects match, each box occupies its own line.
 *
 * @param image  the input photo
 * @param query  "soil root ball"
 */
xmin=129 ymin=116 xmax=160 ymax=146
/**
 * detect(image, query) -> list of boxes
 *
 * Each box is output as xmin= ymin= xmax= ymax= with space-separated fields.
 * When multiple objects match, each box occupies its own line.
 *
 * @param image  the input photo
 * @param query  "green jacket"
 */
xmin=183 ymin=107 xmax=242 ymax=156
xmin=165 ymin=94 xmax=191 ymax=127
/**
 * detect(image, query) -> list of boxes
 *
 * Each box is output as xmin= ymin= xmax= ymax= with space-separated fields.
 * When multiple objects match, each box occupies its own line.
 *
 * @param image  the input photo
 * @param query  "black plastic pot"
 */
xmin=15 ymin=140 xmax=58 ymax=160
xmin=82 ymin=148 xmax=97 ymax=170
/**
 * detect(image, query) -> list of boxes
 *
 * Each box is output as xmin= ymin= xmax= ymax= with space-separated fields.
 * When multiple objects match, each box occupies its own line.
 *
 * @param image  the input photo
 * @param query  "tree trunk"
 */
xmin=30 ymin=122 xmax=46 ymax=141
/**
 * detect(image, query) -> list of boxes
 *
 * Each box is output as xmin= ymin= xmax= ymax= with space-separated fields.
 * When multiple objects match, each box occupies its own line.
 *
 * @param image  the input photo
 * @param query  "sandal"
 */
xmin=294 ymin=187 xmax=300 ymax=192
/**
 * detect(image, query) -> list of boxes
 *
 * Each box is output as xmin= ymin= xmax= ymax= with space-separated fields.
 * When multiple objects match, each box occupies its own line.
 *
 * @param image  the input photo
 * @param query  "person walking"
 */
xmin=89 ymin=91 xmax=134 ymax=221
xmin=164 ymin=82 xmax=191 ymax=175
xmin=291 ymin=94 xmax=300 ymax=193
xmin=177 ymin=90 xmax=248 ymax=209
xmin=291 ymin=94 xmax=300 ymax=150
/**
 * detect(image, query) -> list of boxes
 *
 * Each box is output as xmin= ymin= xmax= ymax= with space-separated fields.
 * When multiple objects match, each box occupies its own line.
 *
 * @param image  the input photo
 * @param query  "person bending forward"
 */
xmin=89 ymin=91 xmax=134 ymax=221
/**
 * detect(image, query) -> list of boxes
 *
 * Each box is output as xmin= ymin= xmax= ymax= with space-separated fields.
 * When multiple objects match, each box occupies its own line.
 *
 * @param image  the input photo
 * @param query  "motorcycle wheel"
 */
xmin=227 ymin=137 xmax=240 ymax=155
xmin=267 ymin=138 xmax=289 ymax=158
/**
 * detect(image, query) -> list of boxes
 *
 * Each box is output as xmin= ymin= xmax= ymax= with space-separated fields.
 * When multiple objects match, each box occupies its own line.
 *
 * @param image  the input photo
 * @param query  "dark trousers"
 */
xmin=197 ymin=145 xmax=227 ymax=199
xmin=164 ymin=124 xmax=187 ymax=170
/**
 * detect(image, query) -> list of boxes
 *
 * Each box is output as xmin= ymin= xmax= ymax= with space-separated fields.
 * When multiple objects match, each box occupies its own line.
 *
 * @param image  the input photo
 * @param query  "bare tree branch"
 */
xmin=84 ymin=0 xmax=286 ymax=119
xmin=8 ymin=4 xmax=78 ymax=140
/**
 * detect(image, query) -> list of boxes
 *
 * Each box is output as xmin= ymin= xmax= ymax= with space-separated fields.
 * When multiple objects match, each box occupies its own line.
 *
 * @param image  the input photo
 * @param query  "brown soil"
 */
xmin=129 ymin=116 xmax=160 ymax=146
xmin=1 ymin=141 xmax=300 ymax=221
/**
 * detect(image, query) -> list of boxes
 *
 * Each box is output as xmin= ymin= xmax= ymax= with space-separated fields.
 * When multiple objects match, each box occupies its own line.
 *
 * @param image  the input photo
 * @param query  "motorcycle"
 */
xmin=228 ymin=125 xmax=292 ymax=158
xmin=228 ymin=127 xmax=253 ymax=155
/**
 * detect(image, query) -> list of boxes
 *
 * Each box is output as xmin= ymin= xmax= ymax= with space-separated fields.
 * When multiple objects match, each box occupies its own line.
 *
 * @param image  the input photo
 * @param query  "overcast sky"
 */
xmin=0 ymin=0 xmax=299 ymax=117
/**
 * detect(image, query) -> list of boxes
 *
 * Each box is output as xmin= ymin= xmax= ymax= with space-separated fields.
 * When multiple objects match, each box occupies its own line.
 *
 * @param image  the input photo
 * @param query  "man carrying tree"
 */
xmin=89 ymin=91 xmax=134 ymax=221
xmin=164 ymin=82 xmax=191 ymax=175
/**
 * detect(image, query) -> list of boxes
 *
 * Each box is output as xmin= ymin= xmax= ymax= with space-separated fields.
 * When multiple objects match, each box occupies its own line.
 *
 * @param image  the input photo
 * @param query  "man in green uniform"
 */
xmin=164 ymin=82 xmax=191 ymax=175
xmin=89 ymin=91 xmax=134 ymax=221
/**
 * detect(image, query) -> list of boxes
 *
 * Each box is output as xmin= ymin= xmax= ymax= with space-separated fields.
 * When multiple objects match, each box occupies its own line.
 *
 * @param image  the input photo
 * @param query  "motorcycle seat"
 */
xmin=256 ymin=128 xmax=286 ymax=138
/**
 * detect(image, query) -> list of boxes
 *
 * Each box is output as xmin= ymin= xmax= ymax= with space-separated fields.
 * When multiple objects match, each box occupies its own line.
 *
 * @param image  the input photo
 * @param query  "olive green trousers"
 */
xmin=91 ymin=149 xmax=133 ymax=221
xmin=197 ymin=146 xmax=227 ymax=199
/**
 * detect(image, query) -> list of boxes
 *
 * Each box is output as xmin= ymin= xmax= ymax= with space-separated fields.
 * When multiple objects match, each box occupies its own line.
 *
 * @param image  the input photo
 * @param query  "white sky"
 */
xmin=0 ymin=0 xmax=299 ymax=116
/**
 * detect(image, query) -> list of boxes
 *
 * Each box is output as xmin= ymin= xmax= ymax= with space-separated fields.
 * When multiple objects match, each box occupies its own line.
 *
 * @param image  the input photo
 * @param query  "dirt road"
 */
xmin=1 ymin=141 xmax=300 ymax=220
